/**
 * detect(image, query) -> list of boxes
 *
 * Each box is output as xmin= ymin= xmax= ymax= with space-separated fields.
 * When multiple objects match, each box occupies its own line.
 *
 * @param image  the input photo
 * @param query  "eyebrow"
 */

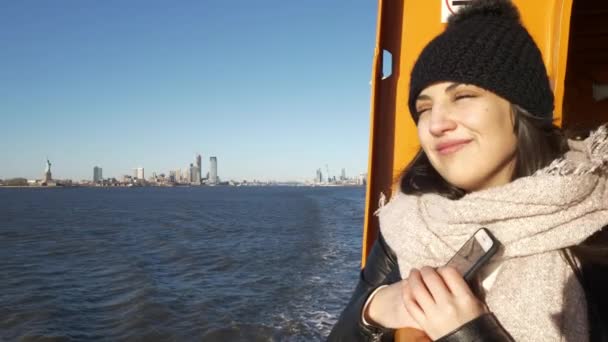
xmin=415 ymin=83 xmax=464 ymax=102
xmin=445 ymin=83 xmax=463 ymax=92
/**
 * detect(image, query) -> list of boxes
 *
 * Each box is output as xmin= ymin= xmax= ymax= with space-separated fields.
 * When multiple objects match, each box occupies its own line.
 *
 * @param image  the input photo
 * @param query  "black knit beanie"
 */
xmin=408 ymin=0 xmax=554 ymax=121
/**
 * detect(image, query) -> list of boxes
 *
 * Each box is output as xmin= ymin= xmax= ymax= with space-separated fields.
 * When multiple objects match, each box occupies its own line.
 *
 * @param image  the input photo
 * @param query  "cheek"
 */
xmin=467 ymin=103 xmax=513 ymax=137
xmin=476 ymin=108 xmax=517 ymax=156
xmin=493 ymin=130 xmax=518 ymax=156
xmin=416 ymin=122 xmax=434 ymax=153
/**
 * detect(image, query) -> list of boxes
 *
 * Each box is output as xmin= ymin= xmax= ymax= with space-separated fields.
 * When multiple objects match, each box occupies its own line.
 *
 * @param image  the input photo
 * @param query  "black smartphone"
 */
xmin=444 ymin=227 xmax=500 ymax=285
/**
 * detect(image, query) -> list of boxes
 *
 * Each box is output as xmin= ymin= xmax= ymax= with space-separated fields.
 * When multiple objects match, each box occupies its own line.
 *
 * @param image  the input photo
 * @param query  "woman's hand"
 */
xmin=365 ymin=281 xmax=422 ymax=330
xmin=402 ymin=266 xmax=488 ymax=340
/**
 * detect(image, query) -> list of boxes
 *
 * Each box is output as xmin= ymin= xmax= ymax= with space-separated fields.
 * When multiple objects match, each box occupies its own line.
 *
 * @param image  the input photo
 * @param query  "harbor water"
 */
xmin=0 ymin=186 xmax=364 ymax=341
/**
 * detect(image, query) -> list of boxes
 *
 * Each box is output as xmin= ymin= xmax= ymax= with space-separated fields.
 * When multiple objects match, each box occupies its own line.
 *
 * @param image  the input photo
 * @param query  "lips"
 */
xmin=435 ymin=139 xmax=472 ymax=155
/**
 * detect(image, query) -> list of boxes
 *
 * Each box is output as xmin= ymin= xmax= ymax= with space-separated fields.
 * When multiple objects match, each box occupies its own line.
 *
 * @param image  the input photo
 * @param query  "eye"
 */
xmin=454 ymin=93 xmax=476 ymax=101
xmin=415 ymin=101 xmax=432 ymax=116
xmin=416 ymin=106 xmax=431 ymax=116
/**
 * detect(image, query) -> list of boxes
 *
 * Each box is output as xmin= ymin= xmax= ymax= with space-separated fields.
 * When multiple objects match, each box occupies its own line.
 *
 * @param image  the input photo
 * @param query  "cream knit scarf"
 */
xmin=377 ymin=124 xmax=608 ymax=341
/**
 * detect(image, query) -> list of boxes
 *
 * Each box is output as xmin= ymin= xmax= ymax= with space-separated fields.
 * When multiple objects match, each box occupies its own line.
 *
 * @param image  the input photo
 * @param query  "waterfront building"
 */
xmin=357 ymin=173 xmax=367 ymax=186
xmin=93 ymin=166 xmax=103 ymax=183
xmin=189 ymin=163 xmax=200 ymax=184
xmin=209 ymin=157 xmax=218 ymax=185
xmin=185 ymin=169 xmax=190 ymax=183
xmin=340 ymin=168 xmax=346 ymax=181
xmin=134 ymin=167 xmax=144 ymax=180
xmin=196 ymin=154 xmax=202 ymax=184
xmin=316 ymin=168 xmax=323 ymax=183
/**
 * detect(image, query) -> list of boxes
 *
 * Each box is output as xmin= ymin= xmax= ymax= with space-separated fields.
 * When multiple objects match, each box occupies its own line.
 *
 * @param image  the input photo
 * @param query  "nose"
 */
xmin=428 ymin=104 xmax=457 ymax=136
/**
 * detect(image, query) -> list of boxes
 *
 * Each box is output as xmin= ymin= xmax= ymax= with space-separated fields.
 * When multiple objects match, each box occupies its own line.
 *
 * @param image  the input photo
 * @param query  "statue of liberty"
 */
xmin=44 ymin=158 xmax=52 ymax=182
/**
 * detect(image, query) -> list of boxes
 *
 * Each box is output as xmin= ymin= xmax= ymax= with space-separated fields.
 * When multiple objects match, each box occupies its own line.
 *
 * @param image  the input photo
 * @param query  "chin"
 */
xmin=441 ymin=172 xmax=483 ymax=192
xmin=456 ymin=183 xmax=482 ymax=193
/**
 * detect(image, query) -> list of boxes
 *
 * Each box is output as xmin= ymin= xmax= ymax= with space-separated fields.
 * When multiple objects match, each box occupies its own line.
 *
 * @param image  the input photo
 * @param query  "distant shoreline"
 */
xmin=0 ymin=184 xmax=365 ymax=189
xmin=0 ymin=186 xmax=66 ymax=188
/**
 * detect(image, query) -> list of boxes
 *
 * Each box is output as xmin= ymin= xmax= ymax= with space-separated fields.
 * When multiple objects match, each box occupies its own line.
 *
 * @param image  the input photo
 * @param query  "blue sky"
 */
xmin=0 ymin=0 xmax=377 ymax=182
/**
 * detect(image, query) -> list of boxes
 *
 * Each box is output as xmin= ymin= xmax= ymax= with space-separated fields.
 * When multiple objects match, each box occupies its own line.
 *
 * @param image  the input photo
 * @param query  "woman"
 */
xmin=328 ymin=0 xmax=608 ymax=341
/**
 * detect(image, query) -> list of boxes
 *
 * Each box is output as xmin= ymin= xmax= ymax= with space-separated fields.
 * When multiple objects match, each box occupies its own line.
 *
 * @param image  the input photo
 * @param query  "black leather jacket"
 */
xmin=327 ymin=234 xmax=514 ymax=341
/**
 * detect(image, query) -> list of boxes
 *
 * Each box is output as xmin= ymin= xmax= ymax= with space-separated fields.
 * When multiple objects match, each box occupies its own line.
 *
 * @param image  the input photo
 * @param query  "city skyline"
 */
xmin=0 ymin=1 xmax=375 ymax=182
xmin=1 ymin=160 xmax=364 ymax=183
xmin=1 ymin=155 xmax=362 ymax=185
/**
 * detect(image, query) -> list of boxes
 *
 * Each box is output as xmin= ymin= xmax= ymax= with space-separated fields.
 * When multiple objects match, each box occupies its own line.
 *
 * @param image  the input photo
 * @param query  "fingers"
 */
xmin=402 ymin=267 xmax=477 ymax=315
xmin=436 ymin=266 xmax=475 ymax=298
xmin=419 ymin=266 xmax=451 ymax=302
xmin=407 ymin=268 xmax=436 ymax=309
xmin=401 ymin=266 xmax=487 ymax=340
xmin=400 ymin=278 xmax=425 ymax=323
xmin=402 ymin=266 xmax=452 ymax=323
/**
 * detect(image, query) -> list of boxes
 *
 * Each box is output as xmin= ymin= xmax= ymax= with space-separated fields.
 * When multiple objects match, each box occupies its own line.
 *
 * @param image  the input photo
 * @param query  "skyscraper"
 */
xmin=189 ymin=163 xmax=199 ymax=184
xmin=209 ymin=157 xmax=218 ymax=185
xmin=341 ymin=168 xmax=346 ymax=181
xmin=93 ymin=166 xmax=103 ymax=183
xmin=184 ymin=167 xmax=190 ymax=184
xmin=196 ymin=154 xmax=202 ymax=184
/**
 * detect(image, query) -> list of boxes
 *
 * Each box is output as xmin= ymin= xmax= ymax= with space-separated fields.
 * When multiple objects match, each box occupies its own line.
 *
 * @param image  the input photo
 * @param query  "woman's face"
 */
xmin=415 ymin=82 xmax=518 ymax=192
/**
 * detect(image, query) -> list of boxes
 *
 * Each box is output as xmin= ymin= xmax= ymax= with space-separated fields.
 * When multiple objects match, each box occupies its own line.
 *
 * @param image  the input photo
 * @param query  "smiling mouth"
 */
xmin=437 ymin=141 xmax=471 ymax=155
